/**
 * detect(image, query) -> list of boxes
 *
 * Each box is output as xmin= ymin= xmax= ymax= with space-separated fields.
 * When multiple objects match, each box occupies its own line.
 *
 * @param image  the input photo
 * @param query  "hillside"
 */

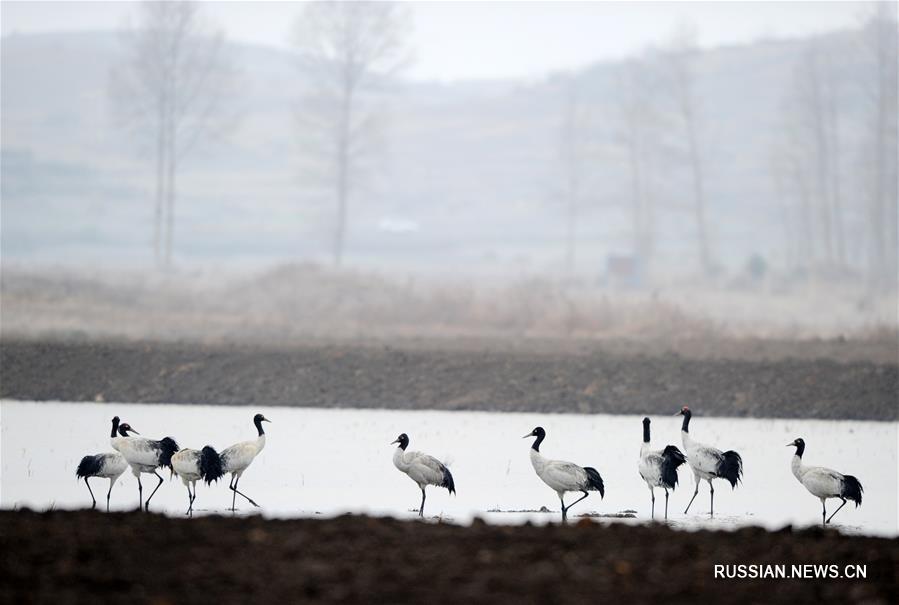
xmin=0 ymin=29 xmax=873 ymax=276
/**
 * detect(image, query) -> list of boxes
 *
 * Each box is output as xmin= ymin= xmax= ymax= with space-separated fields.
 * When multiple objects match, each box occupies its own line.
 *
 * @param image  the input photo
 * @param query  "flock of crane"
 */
xmin=77 ymin=406 xmax=864 ymax=526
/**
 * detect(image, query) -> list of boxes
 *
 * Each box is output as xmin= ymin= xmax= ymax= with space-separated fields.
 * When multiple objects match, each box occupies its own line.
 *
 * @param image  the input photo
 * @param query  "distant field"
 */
xmin=1 ymin=266 xmax=896 ymax=419
xmin=1 ymin=265 xmax=896 ymax=344
xmin=1 ymin=338 xmax=896 ymax=420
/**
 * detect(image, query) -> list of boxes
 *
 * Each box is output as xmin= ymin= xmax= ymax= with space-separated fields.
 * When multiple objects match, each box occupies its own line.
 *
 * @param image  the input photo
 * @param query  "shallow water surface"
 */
xmin=1 ymin=401 xmax=895 ymax=536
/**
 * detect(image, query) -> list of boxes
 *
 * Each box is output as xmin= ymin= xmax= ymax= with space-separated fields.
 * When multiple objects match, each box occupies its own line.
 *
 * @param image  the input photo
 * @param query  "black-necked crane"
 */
xmin=171 ymin=446 xmax=225 ymax=516
xmin=220 ymin=413 xmax=270 ymax=511
xmin=109 ymin=415 xmax=180 ymax=512
xmin=75 ymin=418 xmax=132 ymax=511
xmin=524 ymin=426 xmax=604 ymax=523
xmin=676 ymin=406 xmax=743 ymax=517
xmin=787 ymin=437 xmax=863 ymax=526
xmin=638 ymin=417 xmax=687 ymax=520
xmin=391 ymin=433 xmax=456 ymax=518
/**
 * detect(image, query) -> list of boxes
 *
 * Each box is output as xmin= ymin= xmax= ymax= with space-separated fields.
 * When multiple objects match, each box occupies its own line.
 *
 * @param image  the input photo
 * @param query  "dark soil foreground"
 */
xmin=1 ymin=339 xmax=897 ymax=419
xmin=1 ymin=511 xmax=896 ymax=604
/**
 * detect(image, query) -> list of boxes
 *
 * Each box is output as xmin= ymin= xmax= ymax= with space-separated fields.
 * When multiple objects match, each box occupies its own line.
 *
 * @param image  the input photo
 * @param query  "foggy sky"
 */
xmin=1 ymin=1 xmax=864 ymax=81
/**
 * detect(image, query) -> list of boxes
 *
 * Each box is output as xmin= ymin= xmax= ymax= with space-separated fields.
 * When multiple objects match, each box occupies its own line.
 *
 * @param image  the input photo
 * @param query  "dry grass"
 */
xmin=1 ymin=263 xmax=895 ymax=347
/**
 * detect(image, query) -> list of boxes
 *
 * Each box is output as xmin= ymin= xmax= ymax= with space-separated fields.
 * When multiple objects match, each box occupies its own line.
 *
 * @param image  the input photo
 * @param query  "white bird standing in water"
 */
xmin=171 ymin=445 xmax=225 ymax=516
xmin=220 ymin=413 xmax=271 ymax=511
xmin=391 ymin=433 xmax=456 ymax=518
xmin=676 ymin=406 xmax=743 ymax=517
xmin=110 ymin=416 xmax=179 ymax=511
xmin=524 ymin=426 xmax=605 ymax=523
xmin=638 ymin=417 xmax=687 ymax=520
xmin=787 ymin=437 xmax=863 ymax=526
xmin=75 ymin=418 xmax=133 ymax=511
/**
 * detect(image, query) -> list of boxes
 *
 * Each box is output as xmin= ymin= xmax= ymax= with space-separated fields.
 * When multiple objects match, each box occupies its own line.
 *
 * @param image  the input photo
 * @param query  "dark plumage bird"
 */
xmin=524 ymin=426 xmax=605 ymax=523
xmin=172 ymin=445 xmax=225 ymax=516
xmin=677 ymin=406 xmax=743 ymax=517
xmin=638 ymin=417 xmax=687 ymax=520
xmin=109 ymin=416 xmax=180 ymax=512
xmin=75 ymin=418 xmax=134 ymax=511
xmin=391 ymin=433 xmax=456 ymax=518
xmin=788 ymin=437 xmax=863 ymax=526
xmin=220 ymin=413 xmax=271 ymax=511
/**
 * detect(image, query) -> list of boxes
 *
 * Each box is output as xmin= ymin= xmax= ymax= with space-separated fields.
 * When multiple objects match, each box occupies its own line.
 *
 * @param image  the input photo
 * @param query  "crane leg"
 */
xmin=559 ymin=494 xmax=567 ymax=523
xmin=684 ymin=482 xmax=700 ymax=514
xmin=145 ymin=471 xmax=164 ymax=512
xmin=709 ymin=480 xmax=715 ymax=518
xmin=664 ymin=489 xmax=670 ymax=520
xmin=84 ymin=478 xmax=96 ymax=510
xmin=137 ymin=476 xmax=143 ymax=511
xmin=229 ymin=476 xmax=237 ymax=511
xmin=230 ymin=476 xmax=259 ymax=509
xmin=562 ymin=490 xmax=590 ymax=523
xmin=419 ymin=488 xmax=426 ymax=518
xmin=185 ymin=484 xmax=193 ymax=516
xmin=650 ymin=487 xmax=655 ymax=520
xmin=826 ymin=498 xmax=847 ymax=524
xmin=106 ymin=478 xmax=114 ymax=512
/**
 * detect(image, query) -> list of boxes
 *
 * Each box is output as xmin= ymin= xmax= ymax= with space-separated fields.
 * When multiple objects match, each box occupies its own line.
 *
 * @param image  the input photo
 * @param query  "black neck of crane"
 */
xmin=681 ymin=412 xmax=691 ymax=433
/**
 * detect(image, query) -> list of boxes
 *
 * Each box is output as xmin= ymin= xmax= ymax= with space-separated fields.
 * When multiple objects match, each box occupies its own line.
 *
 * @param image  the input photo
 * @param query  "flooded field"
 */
xmin=2 ymin=401 xmax=895 ymax=535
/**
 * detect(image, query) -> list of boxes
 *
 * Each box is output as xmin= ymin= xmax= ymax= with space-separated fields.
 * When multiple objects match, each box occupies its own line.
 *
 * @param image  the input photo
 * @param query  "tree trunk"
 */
xmin=565 ymin=190 xmax=577 ymax=278
xmin=334 ymin=143 xmax=348 ymax=267
xmin=164 ymin=80 xmax=177 ymax=270
xmin=333 ymin=65 xmax=354 ymax=267
xmin=684 ymin=113 xmax=711 ymax=276
xmin=154 ymin=99 xmax=166 ymax=269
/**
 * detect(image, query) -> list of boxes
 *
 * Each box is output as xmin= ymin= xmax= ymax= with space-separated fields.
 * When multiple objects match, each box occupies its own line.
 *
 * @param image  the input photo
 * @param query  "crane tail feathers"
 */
xmin=717 ymin=450 xmax=743 ymax=489
xmin=199 ymin=446 xmax=225 ymax=485
xmin=841 ymin=475 xmax=863 ymax=506
xmin=76 ymin=455 xmax=102 ymax=478
xmin=441 ymin=466 xmax=456 ymax=495
xmin=157 ymin=437 xmax=180 ymax=470
xmin=660 ymin=445 xmax=687 ymax=489
xmin=583 ymin=466 xmax=605 ymax=498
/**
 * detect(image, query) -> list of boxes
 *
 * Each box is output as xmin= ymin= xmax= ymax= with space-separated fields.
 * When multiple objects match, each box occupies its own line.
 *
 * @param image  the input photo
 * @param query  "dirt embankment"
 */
xmin=0 ymin=511 xmax=896 ymax=604
xmin=1 ymin=338 xmax=896 ymax=420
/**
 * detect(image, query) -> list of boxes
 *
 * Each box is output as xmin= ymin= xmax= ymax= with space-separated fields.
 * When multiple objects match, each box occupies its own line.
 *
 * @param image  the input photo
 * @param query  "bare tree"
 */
xmin=293 ymin=1 xmax=410 ymax=266
xmin=781 ymin=39 xmax=846 ymax=270
xmin=615 ymin=57 xmax=659 ymax=278
xmin=857 ymin=2 xmax=898 ymax=288
xmin=555 ymin=76 xmax=592 ymax=278
xmin=110 ymin=1 xmax=235 ymax=269
xmin=662 ymin=25 xmax=713 ymax=276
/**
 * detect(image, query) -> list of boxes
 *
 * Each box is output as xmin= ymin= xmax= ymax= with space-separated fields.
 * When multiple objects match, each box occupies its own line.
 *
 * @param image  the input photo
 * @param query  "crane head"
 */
xmin=390 ymin=433 xmax=409 ymax=449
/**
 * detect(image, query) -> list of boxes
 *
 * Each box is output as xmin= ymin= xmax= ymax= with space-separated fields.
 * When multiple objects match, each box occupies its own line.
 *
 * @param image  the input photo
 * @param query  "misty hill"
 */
xmin=0 ymin=29 xmax=872 ymax=278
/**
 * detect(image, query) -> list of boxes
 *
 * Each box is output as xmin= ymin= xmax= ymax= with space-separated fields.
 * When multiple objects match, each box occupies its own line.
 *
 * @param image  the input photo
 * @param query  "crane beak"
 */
xmin=263 ymin=417 xmax=272 ymax=423
xmin=390 ymin=439 xmax=399 ymax=445
xmin=786 ymin=443 xmax=794 ymax=446
xmin=673 ymin=411 xmax=682 ymax=416
xmin=130 ymin=429 xmax=141 ymax=435
xmin=522 ymin=433 xmax=532 ymax=439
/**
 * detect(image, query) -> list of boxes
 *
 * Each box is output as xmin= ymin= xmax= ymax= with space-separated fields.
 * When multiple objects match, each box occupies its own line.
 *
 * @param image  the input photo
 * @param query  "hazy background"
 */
xmin=2 ymin=1 xmax=897 ymax=342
